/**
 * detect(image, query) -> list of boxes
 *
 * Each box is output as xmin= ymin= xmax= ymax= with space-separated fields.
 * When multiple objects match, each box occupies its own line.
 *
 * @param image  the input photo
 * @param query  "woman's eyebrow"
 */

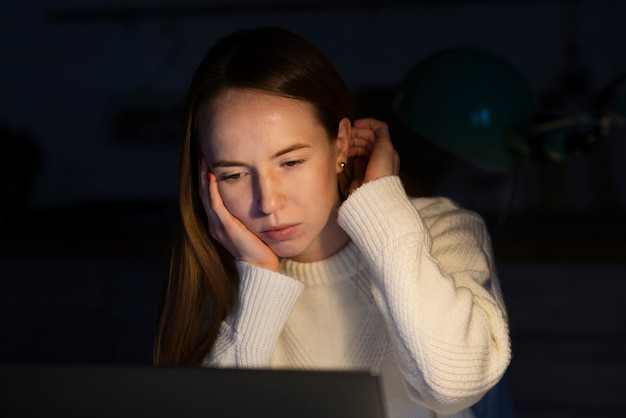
xmin=271 ymin=143 xmax=311 ymax=159
xmin=212 ymin=143 xmax=312 ymax=168
xmin=211 ymin=159 xmax=245 ymax=168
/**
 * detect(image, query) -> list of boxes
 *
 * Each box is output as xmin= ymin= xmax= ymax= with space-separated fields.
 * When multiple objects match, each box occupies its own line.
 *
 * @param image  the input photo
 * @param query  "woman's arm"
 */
xmin=198 ymin=152 xmax=303 ymax=367
xmin=203 ymin=262 xmax=304 ymax=367
xmin=338 ymin=175 xmax=511 ymax=415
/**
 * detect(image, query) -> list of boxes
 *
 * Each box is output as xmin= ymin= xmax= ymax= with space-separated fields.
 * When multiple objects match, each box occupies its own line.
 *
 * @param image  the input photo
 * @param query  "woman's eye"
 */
xmin=220 ymin=173 xmax=241 ymax=181
xmin=282 ymin=159 xmax=305 ymax=168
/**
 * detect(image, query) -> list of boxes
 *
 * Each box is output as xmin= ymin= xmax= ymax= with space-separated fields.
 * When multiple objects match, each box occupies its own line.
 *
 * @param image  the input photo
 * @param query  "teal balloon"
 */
xmin=394 ymin=49 xmax=535 ymax=171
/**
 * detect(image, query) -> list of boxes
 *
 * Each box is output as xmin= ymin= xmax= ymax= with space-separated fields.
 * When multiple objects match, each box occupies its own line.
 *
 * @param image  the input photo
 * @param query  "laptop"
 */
xmin=0 ymin=362 xmax=386 ymax=418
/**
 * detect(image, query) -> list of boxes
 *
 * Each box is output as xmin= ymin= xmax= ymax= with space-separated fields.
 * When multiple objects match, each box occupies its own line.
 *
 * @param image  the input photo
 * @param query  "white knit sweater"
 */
xmin=204 ymin=176 xmax=511 ymax=418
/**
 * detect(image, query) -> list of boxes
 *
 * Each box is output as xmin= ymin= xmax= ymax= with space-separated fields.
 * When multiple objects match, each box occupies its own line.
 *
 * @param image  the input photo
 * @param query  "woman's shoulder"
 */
xmin=410 ymin=195 xmax=460 ymax=214
xmin=409 ymin=195 xmax=485 ymax=227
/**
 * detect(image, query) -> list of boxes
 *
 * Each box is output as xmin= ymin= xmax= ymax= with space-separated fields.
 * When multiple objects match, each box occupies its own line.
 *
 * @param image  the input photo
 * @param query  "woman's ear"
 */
xmin=335 ymin=117 xmax=351 ymax=171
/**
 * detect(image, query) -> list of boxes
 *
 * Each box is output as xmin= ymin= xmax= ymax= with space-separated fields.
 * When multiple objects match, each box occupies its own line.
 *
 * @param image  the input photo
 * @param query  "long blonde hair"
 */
xmin=154 ymin=27 xmax=355 ymax=365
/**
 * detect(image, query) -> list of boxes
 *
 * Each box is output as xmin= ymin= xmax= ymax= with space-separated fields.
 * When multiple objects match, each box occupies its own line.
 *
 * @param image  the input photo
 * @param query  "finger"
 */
xmin=199 ymin=156 xmax=227 ymax=232
xmin=350 ymin=129 xmax=376 ymax=149
xmin=353 ymin=118 xmax=392 ymax=144
xmin=349 ymin=128 xmax=376 ymax=157
xmin=207 ymin=173 xmax=249 ymax=241
xmin=202 ymin=172 xmax=220 ymax=238
xmin=347 ymin=140 xmax=373 ymax=158
xmin=350 ymin=126 xmax=376 ymax=140
xmin=351 ymin=133 xmax=375 ymax=149
xmin=199 ymin=156 xmax=224 ymax=238
xmin=198 ymin=155 xmax=213 ymax=214
xmin=349 ymin=156 xmax=368 ymax=192
xmin=353 ymin=118 xmax=390 ymax=134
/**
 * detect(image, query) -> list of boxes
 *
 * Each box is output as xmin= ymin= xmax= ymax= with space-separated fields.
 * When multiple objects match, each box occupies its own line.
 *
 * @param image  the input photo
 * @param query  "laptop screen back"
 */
xmin=0 ymin=362 xmax=386 ymax=418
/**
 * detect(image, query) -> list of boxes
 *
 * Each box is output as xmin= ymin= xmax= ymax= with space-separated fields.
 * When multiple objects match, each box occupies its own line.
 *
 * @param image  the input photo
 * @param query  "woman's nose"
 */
xmin=256 ymin=176 xmax=284 ymax=215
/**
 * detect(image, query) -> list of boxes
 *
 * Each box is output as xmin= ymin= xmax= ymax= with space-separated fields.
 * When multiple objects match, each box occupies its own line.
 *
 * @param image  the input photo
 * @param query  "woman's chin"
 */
xmin=269 ymin=245 xmax=303 ymax=260
xmin=267 ymin=240 xmax=310 ymax=261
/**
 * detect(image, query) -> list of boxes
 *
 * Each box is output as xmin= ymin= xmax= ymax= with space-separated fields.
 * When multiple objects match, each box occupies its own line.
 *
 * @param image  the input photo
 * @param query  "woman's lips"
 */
xmin=261 ymin=224 xmax=299 ymax=241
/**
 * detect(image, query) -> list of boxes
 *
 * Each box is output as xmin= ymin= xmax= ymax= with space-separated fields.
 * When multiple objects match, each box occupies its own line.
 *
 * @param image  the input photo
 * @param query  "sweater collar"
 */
xmin=280 ymin=241 xmax=364 ymax=286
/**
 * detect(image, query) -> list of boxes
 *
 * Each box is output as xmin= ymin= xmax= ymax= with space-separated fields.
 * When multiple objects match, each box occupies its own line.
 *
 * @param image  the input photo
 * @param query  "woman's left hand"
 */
xmin=348 ymin=118 xmax=400 ymax=192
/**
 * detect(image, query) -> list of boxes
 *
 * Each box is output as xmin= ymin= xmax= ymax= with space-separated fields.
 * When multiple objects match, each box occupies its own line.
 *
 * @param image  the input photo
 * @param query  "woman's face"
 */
xmin=199 ymin=89 xmax=350 ymax=262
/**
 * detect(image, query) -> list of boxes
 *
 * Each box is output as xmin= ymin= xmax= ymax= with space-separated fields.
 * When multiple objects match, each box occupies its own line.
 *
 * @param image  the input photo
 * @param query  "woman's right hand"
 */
xmin=348 ymin=118 xmax=400 ymax=193
xmin=199 ymin=155 xmax=281 ymax=272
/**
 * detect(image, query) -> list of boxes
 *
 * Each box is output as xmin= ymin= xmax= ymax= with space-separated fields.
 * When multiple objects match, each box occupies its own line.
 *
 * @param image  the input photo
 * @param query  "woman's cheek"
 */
xmin=219 ymin=186 xmax=249 ymax=218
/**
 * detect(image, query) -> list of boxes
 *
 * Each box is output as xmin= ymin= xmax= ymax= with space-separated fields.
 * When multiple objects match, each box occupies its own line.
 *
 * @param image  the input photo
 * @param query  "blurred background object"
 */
xmin=394 ymin=48 xmax=536 ymax=173
xmin=393 ymin=47 xmax=625 ymax=223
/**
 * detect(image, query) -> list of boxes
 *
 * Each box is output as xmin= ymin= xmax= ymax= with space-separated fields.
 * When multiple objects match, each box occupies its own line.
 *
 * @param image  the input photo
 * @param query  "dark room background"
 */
xmin=1 ymin=1 xmax=625 ymax=417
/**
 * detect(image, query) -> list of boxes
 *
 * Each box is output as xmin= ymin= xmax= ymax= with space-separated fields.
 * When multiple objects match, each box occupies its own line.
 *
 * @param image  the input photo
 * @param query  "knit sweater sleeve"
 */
xmin=338 ymin=176 xmax=511 ymax=415
xmin=203 ymin=262 xmax=304 ymax=368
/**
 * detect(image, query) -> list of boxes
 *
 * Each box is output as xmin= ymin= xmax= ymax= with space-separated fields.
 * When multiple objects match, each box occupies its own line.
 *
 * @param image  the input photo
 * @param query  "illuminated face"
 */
xmin=200 ymin=89 xmax=350 ymax=262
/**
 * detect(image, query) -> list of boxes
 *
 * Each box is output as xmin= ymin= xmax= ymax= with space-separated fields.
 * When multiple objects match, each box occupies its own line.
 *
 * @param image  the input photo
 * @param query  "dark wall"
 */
xmin=1 ymin=1 xmax=625 ymax=417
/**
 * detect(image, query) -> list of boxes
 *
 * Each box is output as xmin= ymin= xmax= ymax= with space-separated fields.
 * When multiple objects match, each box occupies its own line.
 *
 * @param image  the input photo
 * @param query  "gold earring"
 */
xmin=338 ymin=161 xmax=346 ymax=170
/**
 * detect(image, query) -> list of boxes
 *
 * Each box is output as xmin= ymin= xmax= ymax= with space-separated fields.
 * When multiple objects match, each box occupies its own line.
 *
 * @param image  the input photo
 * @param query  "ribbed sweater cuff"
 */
xmin=234 ymin=262 xmax=305 ymax=363
xmin=338 ymin=176 xmax=427 ymax=256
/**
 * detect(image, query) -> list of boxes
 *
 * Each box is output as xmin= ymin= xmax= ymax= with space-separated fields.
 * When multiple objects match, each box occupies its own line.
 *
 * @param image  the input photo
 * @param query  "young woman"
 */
xmin=154 ymin=27 xmax=511 ymax=418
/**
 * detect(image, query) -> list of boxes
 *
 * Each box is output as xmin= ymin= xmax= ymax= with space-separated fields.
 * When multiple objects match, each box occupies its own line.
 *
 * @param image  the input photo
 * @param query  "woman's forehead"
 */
xmin=199 ymin=90 xmax=328 ymax=161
